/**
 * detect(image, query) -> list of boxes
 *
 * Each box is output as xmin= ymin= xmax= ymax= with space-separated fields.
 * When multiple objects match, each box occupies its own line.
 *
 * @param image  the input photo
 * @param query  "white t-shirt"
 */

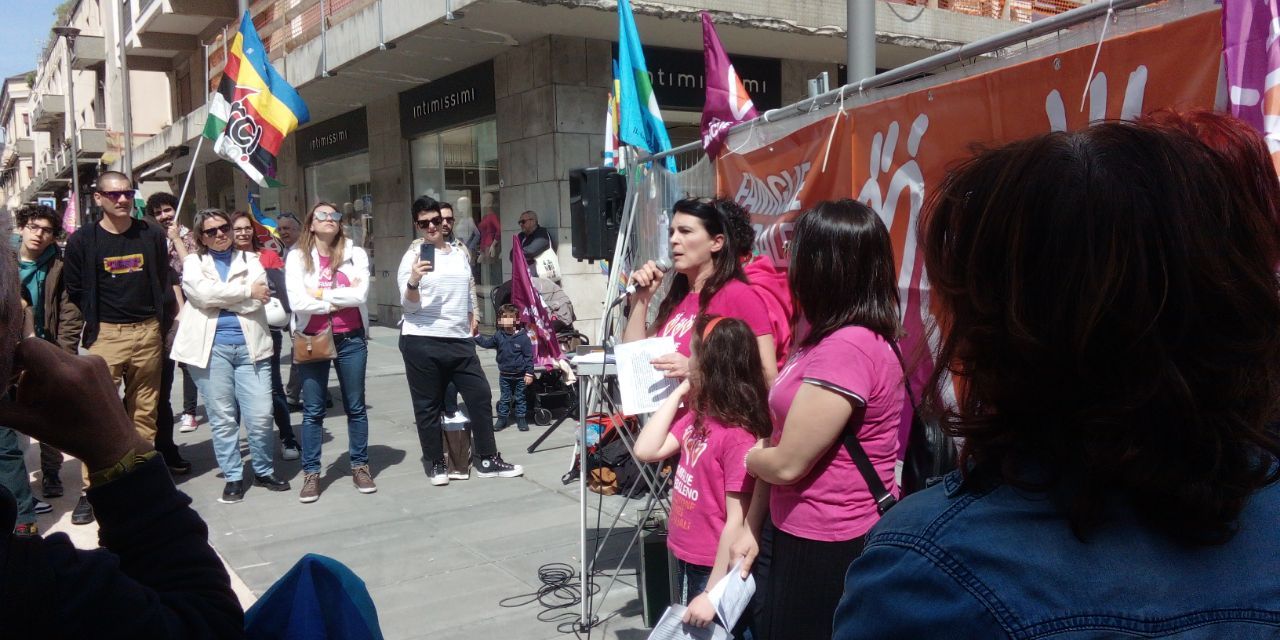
xmin=397 ymin=240 xmax=473 ymax=338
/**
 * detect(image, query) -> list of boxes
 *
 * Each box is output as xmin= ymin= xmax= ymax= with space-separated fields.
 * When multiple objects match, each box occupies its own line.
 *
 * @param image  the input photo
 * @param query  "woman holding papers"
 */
xmin=737 ymin=200 xmax=905 ymax=640
xmin=622 ymin=197 xmax=776 ymax=385
xmin=633 ymin=316 xmax=770 ymax=638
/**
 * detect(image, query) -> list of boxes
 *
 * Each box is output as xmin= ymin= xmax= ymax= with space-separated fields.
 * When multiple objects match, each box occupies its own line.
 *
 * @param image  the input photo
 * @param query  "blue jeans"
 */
xmin=187 ymin=343 xmax=275 ymax=481
xmin=0 ymin=427 xmax=35 ymax=526
xmin=298 ymin=330 xmax=369 ymax=474
xmin=496 ymin=376 xmax=527 ymax=418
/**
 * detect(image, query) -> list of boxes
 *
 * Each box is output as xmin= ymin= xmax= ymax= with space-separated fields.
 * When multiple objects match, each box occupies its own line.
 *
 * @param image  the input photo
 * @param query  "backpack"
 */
xmin=842 ymin=341 xmax=958 ymax=513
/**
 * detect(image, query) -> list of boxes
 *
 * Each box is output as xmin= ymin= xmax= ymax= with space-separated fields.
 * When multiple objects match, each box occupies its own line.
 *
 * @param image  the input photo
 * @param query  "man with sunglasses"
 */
xmin=62 ymin=171 xmax=173 ymax=525
xmin=517 ymin=210 xmax=553 ymax=279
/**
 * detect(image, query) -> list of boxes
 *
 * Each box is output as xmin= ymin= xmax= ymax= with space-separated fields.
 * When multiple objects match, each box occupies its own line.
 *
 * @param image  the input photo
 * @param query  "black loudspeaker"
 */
xmin=570 ymin=166 xmax=626 ymax=261
xmin=638 ymin=527 xmax=674 ymax=628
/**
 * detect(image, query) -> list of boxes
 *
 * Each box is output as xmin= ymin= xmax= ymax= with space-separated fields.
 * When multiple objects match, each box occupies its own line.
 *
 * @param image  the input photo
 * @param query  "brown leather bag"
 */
xmin=292 ymin=317 xmax=335 ymax=363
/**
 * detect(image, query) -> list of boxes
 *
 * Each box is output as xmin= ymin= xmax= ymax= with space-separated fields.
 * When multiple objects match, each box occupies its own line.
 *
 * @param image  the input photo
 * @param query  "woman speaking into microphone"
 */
xmin=621 ymin=197 xmax=776 ymax=384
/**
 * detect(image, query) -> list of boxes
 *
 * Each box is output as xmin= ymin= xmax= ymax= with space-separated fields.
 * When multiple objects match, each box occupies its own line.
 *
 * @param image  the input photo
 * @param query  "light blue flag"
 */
xmin=617 ymin=0 xmax=677 ymax=172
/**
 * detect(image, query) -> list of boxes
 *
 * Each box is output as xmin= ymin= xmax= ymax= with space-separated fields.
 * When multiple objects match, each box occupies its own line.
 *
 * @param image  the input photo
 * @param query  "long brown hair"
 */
xmin=920 ymin=121 xmax=1280 ymax=544
xmin=688 ymin=315 xmax=772 ymax=440
xmin=298 ymin=201 xmax=346 ymax=276
xmin=229 ymin=211 xmax=260 ymax=251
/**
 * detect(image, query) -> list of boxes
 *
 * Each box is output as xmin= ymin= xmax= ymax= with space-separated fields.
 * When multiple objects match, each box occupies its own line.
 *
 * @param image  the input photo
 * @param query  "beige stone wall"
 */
xmin=495 ymin=35 xmax=612 ymax=338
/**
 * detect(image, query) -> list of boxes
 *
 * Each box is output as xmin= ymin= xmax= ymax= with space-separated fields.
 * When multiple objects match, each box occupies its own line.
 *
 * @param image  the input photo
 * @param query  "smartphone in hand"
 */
xmin=420 ymin=243 xmax=435 ymax=272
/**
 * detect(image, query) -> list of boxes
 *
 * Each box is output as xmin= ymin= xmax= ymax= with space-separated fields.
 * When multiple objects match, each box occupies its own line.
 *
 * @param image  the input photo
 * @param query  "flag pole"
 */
xmin=176 ymin=123 xmax=207 ymax=216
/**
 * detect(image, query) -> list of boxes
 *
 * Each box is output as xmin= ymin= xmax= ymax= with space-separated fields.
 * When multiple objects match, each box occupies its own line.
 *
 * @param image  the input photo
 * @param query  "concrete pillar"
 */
xmin=366 ymin=94 xmax=409 ymax=324
xmin=496 ymin=35 xmax=611 ymax=339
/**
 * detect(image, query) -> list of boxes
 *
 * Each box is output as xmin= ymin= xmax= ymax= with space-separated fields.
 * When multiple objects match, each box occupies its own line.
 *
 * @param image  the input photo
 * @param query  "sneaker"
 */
xmin=71 ymin=495 xmax=94 ymax=525
xmin=219 ymin=480 xmax=245 ymax=504
xmin=33 ymin=500 xmax=52 ymax=515
xmin=429 ymin=460 xmax=450 ymax=486
xmin=281 ymin=440 xmax=301 ymax=461
xmin=352 ymin=465 xmax=377 ymax=494
xmin=254 ymin=474 xmax=291 ymax=491
xmin=178 ymin=414 xmax=198 ymax=433
xmin=41 ymin=473 xmax=63 ymax=499
xmin=299 ymin=472 xmax=321 ymax=503
xmin=475 ymin=453 xmax=524 ymax=478
xmin=164 ymin=451 xmax=192 ymax=475
xmin=13 ymin=523 xmax=38 ymax=537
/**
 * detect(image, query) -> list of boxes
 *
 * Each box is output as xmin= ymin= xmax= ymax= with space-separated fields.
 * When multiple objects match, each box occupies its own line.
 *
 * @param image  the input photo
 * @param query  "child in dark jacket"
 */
xmin=475 ymin=304 xmax=535 ymax=431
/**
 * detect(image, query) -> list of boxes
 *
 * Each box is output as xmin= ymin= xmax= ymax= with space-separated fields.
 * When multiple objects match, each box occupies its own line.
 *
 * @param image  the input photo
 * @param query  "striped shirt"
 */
xmin=397 ymin=240 xmax=474 ymax=338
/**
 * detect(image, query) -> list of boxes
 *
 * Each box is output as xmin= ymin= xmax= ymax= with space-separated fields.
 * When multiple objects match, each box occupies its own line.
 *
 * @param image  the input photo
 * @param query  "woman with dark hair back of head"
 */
xmin=622 ymin=197 xmax=777 ymax=385
xmin=731 ymin=199 xmax=905 ymax=639
xmin=833 ymin=121 xmax=1280 ymax=639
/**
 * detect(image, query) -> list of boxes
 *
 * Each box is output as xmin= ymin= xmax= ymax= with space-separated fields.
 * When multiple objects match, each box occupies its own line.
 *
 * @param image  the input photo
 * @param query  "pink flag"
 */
xmin=62 ymin=192 xmax=79 ymax=235
xmin=1222 ymin=0 xmax=1280 ymax=170
xmin=700 ymin=12 xmax=759 ymax=158
xmin=509 ymin=236 xmax=563 ymax=368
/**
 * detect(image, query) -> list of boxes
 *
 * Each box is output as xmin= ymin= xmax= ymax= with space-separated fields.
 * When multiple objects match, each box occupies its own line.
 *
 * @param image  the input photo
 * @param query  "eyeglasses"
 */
xmin=415 ymin=216 xmax=454 ymax=229
xmin=519 ymin=218 xmax=535 ymax=225
xmin=24 ymin=224 xmax=56 ymax=237
xmin=232 ymin=226 xmax=255 ymax=235
xmin=201 ymin=223 xmax=231 ymax=238
xmin=97 ymin=189 xmax=136 ymax=201
xmin=313 ymin=210 xmax=343 ymax=222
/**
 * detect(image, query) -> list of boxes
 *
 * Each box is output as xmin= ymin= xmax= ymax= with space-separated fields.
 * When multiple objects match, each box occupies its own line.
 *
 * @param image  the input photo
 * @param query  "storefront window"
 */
xmin=409 ymin=119 xmax=501 ymax=320
xmin=305 ymin=152 xmax=373 ymax=252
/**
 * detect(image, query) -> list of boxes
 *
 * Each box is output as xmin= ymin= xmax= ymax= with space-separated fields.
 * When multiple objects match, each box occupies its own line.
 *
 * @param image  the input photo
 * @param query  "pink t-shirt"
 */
xmin=668 ymin=412 xmax=758 ymax=566
xmin=767 ymin=326 xmax=904 ymax=542
xmin=304 ymin=255 xmax=364 ymax=334
xmin=657 ymin=279 xmax=772 ymax=357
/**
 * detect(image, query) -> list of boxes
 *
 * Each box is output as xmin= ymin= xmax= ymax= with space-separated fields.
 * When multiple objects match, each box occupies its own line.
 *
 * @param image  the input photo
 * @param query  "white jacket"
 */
xmin=285 ymin=239 xmax=370 ymax=333
xmin=170 ymin=251 xmax=273 ymax=368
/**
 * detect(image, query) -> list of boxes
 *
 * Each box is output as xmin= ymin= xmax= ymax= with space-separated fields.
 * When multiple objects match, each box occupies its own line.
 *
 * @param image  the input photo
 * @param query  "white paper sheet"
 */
xmin=613 ymin=336 xmax=680 ymax=415
xmin=647 ymin=605 xmax=730 ymax=640
xmin=706 ymin=560 xmax=756 ymax=631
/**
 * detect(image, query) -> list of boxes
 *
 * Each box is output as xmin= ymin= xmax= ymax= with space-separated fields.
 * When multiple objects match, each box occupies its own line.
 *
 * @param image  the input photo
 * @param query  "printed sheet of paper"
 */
xmin=706 ymin=560 xmax=756 ymax=631
xmin=613 ymin=336 xmax=679 ymax=415
xmin=647 ymin=605 xmax=730 ymax=640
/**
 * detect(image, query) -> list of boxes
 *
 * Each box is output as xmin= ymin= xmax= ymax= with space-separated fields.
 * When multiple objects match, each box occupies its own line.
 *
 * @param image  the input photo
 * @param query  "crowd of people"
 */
xmin=2 ymin=110 xmax=1280 ymax=637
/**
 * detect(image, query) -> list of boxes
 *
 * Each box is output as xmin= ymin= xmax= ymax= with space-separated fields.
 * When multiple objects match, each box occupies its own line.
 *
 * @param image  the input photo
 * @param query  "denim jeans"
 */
xmin=0 ymin=427 xmax=35 ymax=526
xmin=496 ymin=376 xmax=527 ymax=418
xmin=298 ymin=330 xmax=369 ymax=475
xmin=187 ymin=343 xmax=276 ymax=481
xmin=678 ymin=559 xmax=753 ymax=639
xmin=269 ymin=330 xmax=298 ymax=445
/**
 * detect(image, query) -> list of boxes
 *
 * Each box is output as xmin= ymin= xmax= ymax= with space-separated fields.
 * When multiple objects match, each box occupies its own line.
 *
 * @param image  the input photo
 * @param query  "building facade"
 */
xmin=18 ymin=0 xmax=1077 ymax=335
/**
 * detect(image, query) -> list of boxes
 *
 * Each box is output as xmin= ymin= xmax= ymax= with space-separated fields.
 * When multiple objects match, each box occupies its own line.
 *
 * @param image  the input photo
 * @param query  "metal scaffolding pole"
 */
xmin=848 ymin=0 xmax=876 ymax=81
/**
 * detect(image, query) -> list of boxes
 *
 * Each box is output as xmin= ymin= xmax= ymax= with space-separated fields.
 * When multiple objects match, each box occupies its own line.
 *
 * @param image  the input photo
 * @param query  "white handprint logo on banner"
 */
xmin=858 ymin=113 xmax=929 ymax=319
xmin=1044 ymin=65 xmax=1148 ymax=131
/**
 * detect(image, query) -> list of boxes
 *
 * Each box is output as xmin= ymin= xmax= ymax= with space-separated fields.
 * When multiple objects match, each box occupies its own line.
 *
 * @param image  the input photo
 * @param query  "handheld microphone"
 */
xmin=624 ymin=257 xmax=673 ymax=295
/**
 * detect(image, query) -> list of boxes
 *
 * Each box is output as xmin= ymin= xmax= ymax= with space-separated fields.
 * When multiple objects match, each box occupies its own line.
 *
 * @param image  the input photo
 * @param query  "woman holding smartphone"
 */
xmin=397 ymin=196 xmax=523 ymax=487
xmin=284 ymin=201 xmax=374 ymax=504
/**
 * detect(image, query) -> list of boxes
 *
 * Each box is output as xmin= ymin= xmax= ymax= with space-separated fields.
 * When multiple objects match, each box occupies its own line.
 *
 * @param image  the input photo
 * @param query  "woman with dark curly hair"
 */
xmin=833 ymin=120 xmax=1280 ymax=638
xmin=623 ymin=197 xmax=776 ymax=384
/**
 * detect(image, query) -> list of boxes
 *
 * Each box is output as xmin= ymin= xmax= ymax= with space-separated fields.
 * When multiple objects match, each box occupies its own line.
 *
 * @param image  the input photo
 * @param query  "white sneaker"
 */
xmin=179 ymin=414 xmax=198 ymax=433
xmin=429 ymin=461 xmax=450 ymax=486
xmin=281 ymin=441 xmax=301 ymax=461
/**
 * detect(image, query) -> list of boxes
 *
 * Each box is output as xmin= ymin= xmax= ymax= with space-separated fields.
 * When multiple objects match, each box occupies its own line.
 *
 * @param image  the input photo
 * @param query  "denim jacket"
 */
xmin=834 ymin=470 xmax=1280 ymax=639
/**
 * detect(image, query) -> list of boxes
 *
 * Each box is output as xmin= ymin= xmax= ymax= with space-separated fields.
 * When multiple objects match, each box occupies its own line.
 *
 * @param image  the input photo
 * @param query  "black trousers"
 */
xmin=399 ymin=334 xmax=497 ymax=464
xmin=269 ymin=330 xmax=298 ymax=444
xmin=155 ymin=354 xmax=182 ymax=459
xmin=751 ymin=519 xmax=866 ymax=640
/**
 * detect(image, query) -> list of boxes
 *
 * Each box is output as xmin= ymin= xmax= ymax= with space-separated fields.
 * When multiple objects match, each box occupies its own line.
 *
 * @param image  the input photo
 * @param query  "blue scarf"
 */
xmin=18 ymin=245 xmax=56 ymax=340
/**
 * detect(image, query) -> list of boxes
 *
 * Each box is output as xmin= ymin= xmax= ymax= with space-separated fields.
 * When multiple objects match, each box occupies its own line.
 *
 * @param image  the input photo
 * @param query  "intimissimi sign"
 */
xmin=612 ymin=44 xmax=782 ymax=111
xmin=296 ymin=107 xmax=368 ymax=165
xmin=399 ymin=61 xmax=496 ymax=137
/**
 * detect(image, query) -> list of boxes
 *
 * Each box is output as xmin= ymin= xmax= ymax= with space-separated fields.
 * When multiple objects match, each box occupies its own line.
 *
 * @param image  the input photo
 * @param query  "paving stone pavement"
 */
xmin=31 ymin=325 xmax=666 ymax=640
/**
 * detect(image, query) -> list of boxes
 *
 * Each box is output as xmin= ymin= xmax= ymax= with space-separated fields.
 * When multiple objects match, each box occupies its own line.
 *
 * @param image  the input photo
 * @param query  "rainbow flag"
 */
xmin=203 ymin=11 xmax=310 ymax=187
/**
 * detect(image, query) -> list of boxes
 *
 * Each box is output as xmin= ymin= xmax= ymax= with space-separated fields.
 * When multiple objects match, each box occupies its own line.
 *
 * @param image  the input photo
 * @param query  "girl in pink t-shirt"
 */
xmin=737 ymin=200 xmax=906 ymax=640
xmin=622 ymin=197 xmax=777 ymax=385
xmin=633 ymin=316 xmax=771 ymax=636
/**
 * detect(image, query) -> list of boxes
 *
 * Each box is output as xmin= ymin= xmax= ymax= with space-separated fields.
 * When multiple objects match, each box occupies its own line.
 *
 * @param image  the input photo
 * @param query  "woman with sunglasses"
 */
xmin=170 ymin=209 xmax=290 ymax=504
xmin=398 ymin=196 xmax=523 ymax=487
xmin=230 ymin=212 xmax=300 ymax=462
xmin=285 ymin=202 xmax=374 ymax=504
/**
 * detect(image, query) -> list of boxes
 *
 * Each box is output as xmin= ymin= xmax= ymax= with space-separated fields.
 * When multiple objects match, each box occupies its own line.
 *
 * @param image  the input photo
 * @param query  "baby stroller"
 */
xmin=492 ymin=277 xmax=586 ymax=427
